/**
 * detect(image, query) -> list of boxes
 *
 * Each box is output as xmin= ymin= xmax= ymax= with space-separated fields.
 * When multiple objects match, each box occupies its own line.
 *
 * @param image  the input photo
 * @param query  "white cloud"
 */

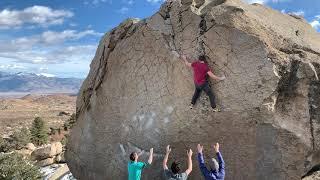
xmin=0 ymin=6 xmax=73 ymax=29
xmin=37 ymin=73 xmax=56 ymax=77
xmin=310 ymin=15 xmax=320 ymax=31
xmin=244 ymin=0 xmax=290 ymax=4
xmin=39 ymin=66 xmax=48 ymax=71
xmin=245 ymin=0 xmax=266 ymax=4
xmin=128 ymin=0 xmax=134 ymax=5
xmin=0 ymin=29 xmax=102 ymax=65
xmin=290 ymin=10 xmax=304 ymax=16
xmin=310 ymin=20 xmax=320 ymax=30
xmin=123 ymin=0 xmax=134 ymax=5
xmin=0 ymin=64 xmax=26 ymax=70
xmin=41 ymin=30 xmax=103 ymax=44
xmin=117 ymin=7 xmax=129 ymax=14
xmin=69 ymin=23 xmax=77 ymax=27
xmin=146 ymin=0 xmax=164 ymax=4
xmin=0 ymin=29 xmax=102 ymax=53
xmin=281 ymin=9 xmax=305 ymax=17
xmin=0 ymin=45 xmax=97 ymax=64
xmin=84 ymin=0 xmax=112 ymax=5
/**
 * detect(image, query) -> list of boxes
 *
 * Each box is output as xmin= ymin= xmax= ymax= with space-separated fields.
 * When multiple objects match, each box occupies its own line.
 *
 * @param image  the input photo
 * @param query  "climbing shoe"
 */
xmin=212 ymin=107 xmax=221 ymax=112
xmin=189 ymin=104 xmax=194 ymax=109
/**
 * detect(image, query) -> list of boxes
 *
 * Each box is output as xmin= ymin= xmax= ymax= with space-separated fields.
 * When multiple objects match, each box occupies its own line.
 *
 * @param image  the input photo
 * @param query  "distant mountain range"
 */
xmin=0 ymin=71 xmax=83 ymax=94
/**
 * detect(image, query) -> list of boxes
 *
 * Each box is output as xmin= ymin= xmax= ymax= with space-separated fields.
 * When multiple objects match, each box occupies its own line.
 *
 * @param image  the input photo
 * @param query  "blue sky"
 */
xmin=0 ymin=0 xmax=319 ymax=78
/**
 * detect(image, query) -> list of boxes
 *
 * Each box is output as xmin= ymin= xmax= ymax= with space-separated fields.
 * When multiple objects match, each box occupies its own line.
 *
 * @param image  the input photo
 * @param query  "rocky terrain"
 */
xmin=67 ymin=0 xmax=320 ymax=179
xmin=14 ymin=141 xmax=74 ymax=180
xmin=303 ymin=171 xmax=320 ymax=180
xmin=0 ymin=94 xmax=76 ymax=136
xmin=0 ymin=71 xmax=83 ymax=94
xmin=0 ymin=94 xmax=77 ymax=179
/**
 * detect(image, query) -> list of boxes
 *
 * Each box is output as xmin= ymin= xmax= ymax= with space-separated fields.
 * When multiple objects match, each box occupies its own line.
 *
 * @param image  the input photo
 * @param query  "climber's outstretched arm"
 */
xmin=185 ymin=149 xmax=193 ymax=175
xmin=214 ymin=143 xmax=225 ymax=176
xmin=197 ymin=144 xmax=211 ymax=177
xmin=207 ymin=71 xmax=225 ymax=81
xmin=163 ymin=145 xmax=171 ymax=170
xmin=181 ymin=55 xmax=192 ymax=67
xmin=148 ymin=148 xmax=153 ymax=164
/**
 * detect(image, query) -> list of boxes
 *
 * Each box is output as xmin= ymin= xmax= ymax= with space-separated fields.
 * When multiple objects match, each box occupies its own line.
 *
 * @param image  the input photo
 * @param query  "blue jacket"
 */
xmin=197 ymin=152 xmax=225 ymax=180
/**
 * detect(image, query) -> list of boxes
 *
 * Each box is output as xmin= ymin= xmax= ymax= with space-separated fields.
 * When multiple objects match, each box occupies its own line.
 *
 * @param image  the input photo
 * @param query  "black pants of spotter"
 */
xmin=191 ymin=82 xmax=216 ymax=109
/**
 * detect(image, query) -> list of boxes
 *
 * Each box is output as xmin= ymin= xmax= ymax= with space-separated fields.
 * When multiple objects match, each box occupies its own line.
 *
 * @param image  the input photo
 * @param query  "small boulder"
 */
xmin=55 ymin=151 xmax=66 ymax=163
xmin=36 ymin=157 xmax=55 ymax=167
xmin=25 ymin=143 xmax=36 ymax=151
xmin=58 ymin=111 xmax=70 ymax=116
xmin=31 ymin=142 xmax=63 ymax=161
xmin=302 ymin=171 xmax=320 ymax=180
xmin=55 ymin=154 xmax=62 ymax=162
xmin=16 ymin=149 xmax=33 ymax=157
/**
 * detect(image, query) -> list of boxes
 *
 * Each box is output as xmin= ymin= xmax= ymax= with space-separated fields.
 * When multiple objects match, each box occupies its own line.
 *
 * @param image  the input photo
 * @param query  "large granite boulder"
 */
xmin=66 ymin=0 xmax=320 ymax=179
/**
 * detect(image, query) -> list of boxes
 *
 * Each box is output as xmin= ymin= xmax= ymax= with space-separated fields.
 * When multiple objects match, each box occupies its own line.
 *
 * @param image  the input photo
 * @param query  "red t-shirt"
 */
xmin=191 ymin=61 xmax=210 ymax=85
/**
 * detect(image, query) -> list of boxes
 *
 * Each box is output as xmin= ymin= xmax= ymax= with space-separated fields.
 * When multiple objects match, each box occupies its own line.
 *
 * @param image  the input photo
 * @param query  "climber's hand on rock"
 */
xmin=213 ymin=143 xmax=220 ymax=153
xmin=187 ymin=149 xmax=193 ymax=157
xmin=171 ymin=51 xmax=180 ymax=58
xmin=219 ymin=75 xmax=226 ymax=81
xmin=166 ymin=145 xmax=171 ymax=154
xmin=197 ymin=144 xmax=203 ymax=153
xmin=149 ymin=148 xmax=153 ymax=154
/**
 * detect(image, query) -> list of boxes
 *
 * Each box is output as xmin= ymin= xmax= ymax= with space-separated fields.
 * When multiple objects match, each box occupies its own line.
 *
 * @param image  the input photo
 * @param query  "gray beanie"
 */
xmin=209 ymin=158 xmax=219 ymax=171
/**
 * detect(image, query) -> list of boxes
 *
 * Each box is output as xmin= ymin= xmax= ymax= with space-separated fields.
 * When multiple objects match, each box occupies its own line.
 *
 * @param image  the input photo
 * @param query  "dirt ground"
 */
xmin=0 ymin=94 xmax=76 ymax=137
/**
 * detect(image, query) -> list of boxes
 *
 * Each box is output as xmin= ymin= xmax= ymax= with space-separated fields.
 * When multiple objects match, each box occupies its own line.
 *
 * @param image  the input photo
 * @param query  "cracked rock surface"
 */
xmin=66 ymin=0 xmax=320 ymax=179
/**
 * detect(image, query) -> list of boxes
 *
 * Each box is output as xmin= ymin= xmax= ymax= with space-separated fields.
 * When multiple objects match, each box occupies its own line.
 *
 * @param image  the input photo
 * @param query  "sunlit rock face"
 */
xmin=66 ymin=0 xmax=320 ymax=179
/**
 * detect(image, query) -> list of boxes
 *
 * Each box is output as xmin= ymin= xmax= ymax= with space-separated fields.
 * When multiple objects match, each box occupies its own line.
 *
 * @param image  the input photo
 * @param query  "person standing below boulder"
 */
xmin=128 ymin=148 xmax=153 ymax=180
xmin=180 ymin=54 xmax=225 ymax=111
xmin=163 ymin=145 xmax=193 ymax=180
xmin=197 ymin=143 xmax=225 ymax=180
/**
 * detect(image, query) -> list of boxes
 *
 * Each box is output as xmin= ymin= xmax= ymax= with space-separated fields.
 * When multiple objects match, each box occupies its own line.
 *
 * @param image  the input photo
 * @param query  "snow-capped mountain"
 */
xmin=0 ymin=71 xmax=83 ymax=93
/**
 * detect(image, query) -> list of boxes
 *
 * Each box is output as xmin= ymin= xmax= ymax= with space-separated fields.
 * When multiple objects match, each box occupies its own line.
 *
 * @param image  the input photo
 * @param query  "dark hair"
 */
xmin=199 ymin=55 xmax=208 ymax=64
xmin=130 ymin=152 xmax=135 ymax=161
xmin=171 ymin=161 xmax=181 ymax=174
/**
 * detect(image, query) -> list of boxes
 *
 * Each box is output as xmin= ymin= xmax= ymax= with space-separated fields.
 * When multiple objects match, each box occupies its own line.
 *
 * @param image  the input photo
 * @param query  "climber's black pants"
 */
xmin=191 ymin=82 xmax=216 ymax=108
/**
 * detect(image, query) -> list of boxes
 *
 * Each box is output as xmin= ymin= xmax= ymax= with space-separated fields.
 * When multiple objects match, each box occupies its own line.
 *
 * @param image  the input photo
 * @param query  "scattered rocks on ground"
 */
xmin=303 ymin=171 xmax=320 ymax=180
xmin=26 ymin=143 xmax=36 ymax=151
xmin=36 ymin=157 xmax=55 ymax=167
xmin=32 ymin=142 xmax=63 ymax=161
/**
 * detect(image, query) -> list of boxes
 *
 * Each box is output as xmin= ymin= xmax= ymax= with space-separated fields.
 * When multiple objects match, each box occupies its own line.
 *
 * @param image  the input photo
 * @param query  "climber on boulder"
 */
xmin=197 ymin=143 xmax=225 ymax=180
xmin=128 ymin=148 xmax=153 ymax=180
xmin=163 ymin=145 xmax=193 ymax=180
xmin=180 ymin=54 xmax=225 ymax=112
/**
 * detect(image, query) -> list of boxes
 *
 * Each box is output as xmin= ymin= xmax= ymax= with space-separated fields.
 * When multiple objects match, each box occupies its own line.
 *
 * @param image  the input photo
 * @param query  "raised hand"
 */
xmin=197 ymin=144 xmax=203 ymax=153
xmin=219 ymin=75 xmax=226 ymax=81
xmin=187 ymin=149 xmax=193 ymax=157
xmin=166 ymin=145 xmax=171 ymax=154
xmin=137 ymin=150 xmax=145 ymax=157
xmin=148 ymin=148 xmax=154 ymax=164
xmin=213 ymin=143 xmax=220 ymax=153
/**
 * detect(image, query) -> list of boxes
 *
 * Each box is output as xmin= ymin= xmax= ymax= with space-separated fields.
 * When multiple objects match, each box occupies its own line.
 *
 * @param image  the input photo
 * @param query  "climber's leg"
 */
xmin=203 ymin=82 xmax=217 ymax=109
xmin=191 ymin=85 xmax=202 ymax=106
